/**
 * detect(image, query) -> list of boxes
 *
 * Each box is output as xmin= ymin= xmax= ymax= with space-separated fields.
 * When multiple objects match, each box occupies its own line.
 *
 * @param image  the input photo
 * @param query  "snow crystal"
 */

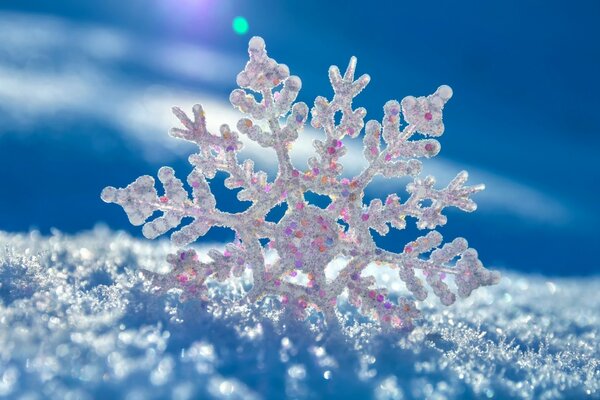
xmin=102 ymin=36 xmax=499 ymax=330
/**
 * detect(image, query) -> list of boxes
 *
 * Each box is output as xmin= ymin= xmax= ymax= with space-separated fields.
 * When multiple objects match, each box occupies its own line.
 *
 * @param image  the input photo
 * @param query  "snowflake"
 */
xmin=101 ymin=37 xmax=500 ymax=330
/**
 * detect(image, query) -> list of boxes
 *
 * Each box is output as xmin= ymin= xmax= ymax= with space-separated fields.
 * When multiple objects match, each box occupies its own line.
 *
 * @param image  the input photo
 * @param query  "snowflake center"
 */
xmin=275 ymin=205 xmax=339 ymax=272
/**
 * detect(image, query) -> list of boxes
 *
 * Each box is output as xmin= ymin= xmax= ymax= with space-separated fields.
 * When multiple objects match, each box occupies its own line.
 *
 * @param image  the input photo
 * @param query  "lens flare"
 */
xmin=232 ymin=16 xmax=249 ymax=35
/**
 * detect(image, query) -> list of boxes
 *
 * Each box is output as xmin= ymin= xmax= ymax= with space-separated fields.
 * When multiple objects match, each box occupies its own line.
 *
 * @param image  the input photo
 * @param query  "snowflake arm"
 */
xmin=374 ymin=231 xmax=500 ymax=305
xmin=370 ymin=170 xmax=485 ymax=231
xmin=101 ymin=167 xmax=219 ymax=246
xmin=311 ymin=56 xmax=370 ymax=139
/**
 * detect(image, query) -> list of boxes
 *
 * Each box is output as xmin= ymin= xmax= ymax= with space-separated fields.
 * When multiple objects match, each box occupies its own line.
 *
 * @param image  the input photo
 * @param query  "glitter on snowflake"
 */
xmin=101 ymin=37 xmax=500 ymax=330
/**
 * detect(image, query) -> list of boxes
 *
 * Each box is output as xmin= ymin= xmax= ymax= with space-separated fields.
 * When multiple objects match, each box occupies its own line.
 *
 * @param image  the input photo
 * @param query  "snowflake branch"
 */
xmin=380 ymin=171 xmax=484 ymax=229
xmin=374 ymin=231 xmax=500 ymax=305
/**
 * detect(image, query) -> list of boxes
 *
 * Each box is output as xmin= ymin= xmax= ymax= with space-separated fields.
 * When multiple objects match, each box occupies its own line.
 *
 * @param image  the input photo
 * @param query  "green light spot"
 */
xmin=232 ymin=16 xmax=249 ymax=35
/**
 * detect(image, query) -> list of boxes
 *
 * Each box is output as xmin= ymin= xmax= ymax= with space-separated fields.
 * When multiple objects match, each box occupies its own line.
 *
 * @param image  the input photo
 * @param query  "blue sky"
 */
xmin=0 ymin=0 xmax=598 ymax=275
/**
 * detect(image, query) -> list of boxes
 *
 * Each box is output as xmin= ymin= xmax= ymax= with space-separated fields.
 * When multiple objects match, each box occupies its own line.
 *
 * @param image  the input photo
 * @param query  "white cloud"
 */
xmin=0 ymin=11 xmax=241 ymax=82
xmin=0 ymin=11 xmax=570 ymax=226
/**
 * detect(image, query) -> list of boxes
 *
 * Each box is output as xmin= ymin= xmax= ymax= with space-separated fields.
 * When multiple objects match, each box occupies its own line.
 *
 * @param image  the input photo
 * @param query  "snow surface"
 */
xmin=0 ymin=229 xmax=598 ymax=399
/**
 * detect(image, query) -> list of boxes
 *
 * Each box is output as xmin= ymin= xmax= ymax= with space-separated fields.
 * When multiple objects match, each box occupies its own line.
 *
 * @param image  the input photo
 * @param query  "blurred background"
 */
xmin=0 ymin=0 xmax=598 ymax=276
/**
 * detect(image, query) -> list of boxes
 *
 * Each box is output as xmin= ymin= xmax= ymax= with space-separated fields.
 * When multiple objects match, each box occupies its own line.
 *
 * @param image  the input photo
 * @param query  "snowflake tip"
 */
xmin=436 ymin=84 xmax=453 ymax=101
xmin=345 ymin=56 xmax=357 ymax=80
xmin=100 ymin=187 xmax=117 ymax=203
xmin=248 ymin=36 xmax=266 ymax=53
xmin=286 ymin=75 xmax=302 ymax=91
xmin=158 ymin=166 xmax=174 ymax=180
xmin=401 ymin=84 xmax=453 ymax=137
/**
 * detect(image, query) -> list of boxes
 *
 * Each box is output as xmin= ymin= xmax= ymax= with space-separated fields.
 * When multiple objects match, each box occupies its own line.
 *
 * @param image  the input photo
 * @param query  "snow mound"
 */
xmin=0 ymin=229 xmax=598 ymax=399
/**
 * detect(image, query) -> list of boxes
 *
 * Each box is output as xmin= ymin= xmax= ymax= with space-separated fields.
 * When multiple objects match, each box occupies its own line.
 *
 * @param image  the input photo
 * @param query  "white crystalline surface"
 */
xmin=0 ymin=230 xmax=598 ymax=399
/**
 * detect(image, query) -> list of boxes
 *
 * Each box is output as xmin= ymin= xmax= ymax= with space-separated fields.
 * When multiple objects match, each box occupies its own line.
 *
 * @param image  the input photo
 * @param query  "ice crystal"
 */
xmin=102 ymin=37 xmax=499 ymax=330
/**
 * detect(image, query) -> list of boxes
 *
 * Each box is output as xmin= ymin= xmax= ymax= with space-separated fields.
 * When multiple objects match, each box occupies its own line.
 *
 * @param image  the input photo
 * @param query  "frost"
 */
xmin=102 ymin=36 xmax=499 ymax=330
xmin=0 ymin=229 xmax=597 ymax=399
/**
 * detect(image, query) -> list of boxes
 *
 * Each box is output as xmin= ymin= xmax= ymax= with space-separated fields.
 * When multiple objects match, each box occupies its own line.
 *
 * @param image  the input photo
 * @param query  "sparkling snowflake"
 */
xmin=101 ymin=37 xmax=499 ymax=330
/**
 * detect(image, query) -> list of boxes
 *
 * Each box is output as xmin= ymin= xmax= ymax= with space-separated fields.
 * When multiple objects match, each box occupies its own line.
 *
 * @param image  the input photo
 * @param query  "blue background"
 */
xmin=0 ymin=0 xmax=598 ymax=275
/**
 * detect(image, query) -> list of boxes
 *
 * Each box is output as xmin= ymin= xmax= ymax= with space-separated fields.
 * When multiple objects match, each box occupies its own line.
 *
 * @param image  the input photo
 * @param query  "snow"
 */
xmin=0 ymin=229 xmax=597 ymax=399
